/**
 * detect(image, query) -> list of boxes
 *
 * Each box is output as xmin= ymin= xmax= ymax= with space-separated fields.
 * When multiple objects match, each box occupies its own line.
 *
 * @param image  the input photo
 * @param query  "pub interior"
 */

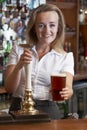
xmin=0 ymin=0 xmax=87 ymax=129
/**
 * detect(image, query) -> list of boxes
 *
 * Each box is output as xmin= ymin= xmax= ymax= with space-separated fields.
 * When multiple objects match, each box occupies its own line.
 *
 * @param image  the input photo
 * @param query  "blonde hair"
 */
xmin=26 ymin=4 xmax=65 ymax=50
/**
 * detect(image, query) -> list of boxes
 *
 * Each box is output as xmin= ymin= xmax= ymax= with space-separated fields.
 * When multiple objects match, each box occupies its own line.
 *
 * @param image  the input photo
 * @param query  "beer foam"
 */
xmin=51 ymin=73 xmax=66 ymax=77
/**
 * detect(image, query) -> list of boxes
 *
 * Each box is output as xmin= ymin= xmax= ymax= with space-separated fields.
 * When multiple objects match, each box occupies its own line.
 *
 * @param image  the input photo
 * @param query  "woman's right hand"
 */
xmin=17 ymin=48 xmax=33 ymax=69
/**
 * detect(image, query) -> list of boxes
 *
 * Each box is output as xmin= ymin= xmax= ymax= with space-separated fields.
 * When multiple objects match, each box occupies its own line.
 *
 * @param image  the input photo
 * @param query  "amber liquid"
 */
xmin=51 ymin=75 xmax=66 ymax=101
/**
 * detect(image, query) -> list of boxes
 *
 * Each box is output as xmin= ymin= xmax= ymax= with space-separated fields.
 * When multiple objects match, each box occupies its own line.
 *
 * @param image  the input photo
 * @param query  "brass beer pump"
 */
xmin=21 ymin=62 xmax=37 ymax=114
xmin=10 ymin=48 xmax=51 ymax=122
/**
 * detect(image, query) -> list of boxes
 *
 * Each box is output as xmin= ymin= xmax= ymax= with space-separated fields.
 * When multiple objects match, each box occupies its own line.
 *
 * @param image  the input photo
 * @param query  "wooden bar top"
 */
xmin=0 ymin=119 xmax=87 ymax=130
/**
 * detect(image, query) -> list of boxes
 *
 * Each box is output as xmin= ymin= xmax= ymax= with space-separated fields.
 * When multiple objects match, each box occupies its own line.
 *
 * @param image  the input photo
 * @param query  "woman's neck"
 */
xmin=36 ymin=44 xmax=51 ymax=60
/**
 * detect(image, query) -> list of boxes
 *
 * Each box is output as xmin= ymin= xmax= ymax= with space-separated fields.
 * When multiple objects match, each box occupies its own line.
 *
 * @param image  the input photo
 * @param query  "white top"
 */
xmin=7 ymin=44 xmax=74 ymax=100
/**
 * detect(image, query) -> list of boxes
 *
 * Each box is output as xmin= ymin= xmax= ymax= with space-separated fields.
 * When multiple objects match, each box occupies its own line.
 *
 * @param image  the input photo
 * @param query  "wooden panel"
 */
xmin=80 ymin=25 xmax=87 ymax=46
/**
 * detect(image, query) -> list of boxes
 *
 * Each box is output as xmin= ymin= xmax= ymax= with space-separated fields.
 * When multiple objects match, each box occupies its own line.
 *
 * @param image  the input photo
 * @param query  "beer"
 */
xmin=51 ymin=73 xmax=66 ymax=101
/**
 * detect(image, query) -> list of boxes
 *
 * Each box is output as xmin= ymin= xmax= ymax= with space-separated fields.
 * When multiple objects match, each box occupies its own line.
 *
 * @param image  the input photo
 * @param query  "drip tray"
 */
xmin=0 ymin=111 xmax=51 ymax=124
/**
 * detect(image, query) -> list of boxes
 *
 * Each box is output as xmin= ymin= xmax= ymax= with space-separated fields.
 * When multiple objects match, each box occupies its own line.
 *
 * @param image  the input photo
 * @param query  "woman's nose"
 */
xmin=44 ymin=25 xmax=50 ymax=33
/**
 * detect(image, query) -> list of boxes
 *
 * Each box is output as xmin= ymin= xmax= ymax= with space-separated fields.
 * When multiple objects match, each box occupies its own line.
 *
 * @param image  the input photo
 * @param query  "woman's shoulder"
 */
xmin=52 ymin=48 xmax=73 ymax=55
xmin=55 ymin=48 xmax=74 ymax=57
xmin=64 ymin=52 xmax=74 ymax=64
xmin=65 ymin=52 xmax=74 ymax=57
xmin=11 ymin=44 xmax=24 ymax=56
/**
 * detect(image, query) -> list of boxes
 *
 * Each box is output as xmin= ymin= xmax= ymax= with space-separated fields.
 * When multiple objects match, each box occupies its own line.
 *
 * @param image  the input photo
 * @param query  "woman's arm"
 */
xmin=5 ymin=48 xmax=33 ymax=93
xmin=5 ymin=64 xmax=22 ymax=93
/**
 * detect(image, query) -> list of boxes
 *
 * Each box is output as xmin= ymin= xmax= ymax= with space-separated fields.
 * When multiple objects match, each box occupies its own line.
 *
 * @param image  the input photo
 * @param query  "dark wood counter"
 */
xmin=0 ymin=119 xmax=87 ymax=130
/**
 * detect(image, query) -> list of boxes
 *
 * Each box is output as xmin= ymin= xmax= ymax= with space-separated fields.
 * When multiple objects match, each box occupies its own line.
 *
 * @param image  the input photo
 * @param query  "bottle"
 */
xmin=0 ymin=49 xmax=4 ymax=86
xmin=0 ymin=3 xmax=2 ymax=13
xmin=4 ymin=40 xmax=11 ymax=66
xmin=68 ymin=42 xmax=72 ymax=52
xmin=5 ymin=40 xmax=11 ymax=53
xmin=84 ymin=46 xmax=87 ymax=60
xmin=0 ymin=69 xmax=4 ymax=86
xmin=17 ymin=16 xmax=24 ymax=38
xmin=17 ymin=37 xmax=22 ymax=45
xmin=1 ymin=11 xmax=6 ymax=25
xmin=9 ymin=36 xmax=13 ymax=49
xmin=6 ymin=0 xmax=12 ymax=4
xmin=64 ymin=42 xmax=68 ymax=52
xmin=9 ymin=14 xmax=15 ymax=29
xmin=16 ymin=0 xmax=23 ymax=12
xmin=2 ymin=38 xmax=7 ymax=52
xmin=0 ymin=49 xmax=4 ymax=67
xmin=24 ymin=3 xmax=28 ymax=13
xmin=79 ymin=11 xmax=85 ymax=23
xmin=2 ymin=1 xmax=7 ymax=11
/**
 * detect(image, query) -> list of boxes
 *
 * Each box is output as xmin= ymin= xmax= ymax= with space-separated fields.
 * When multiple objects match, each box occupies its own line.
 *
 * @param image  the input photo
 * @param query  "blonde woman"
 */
xmin=5 ymin=4 xmax=74 ymax=119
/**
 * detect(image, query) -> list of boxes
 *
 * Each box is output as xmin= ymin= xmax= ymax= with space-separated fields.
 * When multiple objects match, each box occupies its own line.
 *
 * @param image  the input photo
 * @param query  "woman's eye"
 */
xmin=50 ymin=24 xmax=56 ymax=28
xmin=38 ymin=24 xmax=45 ymax=28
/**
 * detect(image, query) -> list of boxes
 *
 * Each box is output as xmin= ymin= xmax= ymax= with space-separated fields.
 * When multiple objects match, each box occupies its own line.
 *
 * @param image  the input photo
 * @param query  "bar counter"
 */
xmin=0 ymin=119 xmax=87 ymax=130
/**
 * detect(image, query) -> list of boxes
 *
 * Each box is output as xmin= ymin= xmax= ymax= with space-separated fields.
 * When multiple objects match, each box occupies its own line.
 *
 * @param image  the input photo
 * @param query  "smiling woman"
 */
xmin=4 ymin=4 xmax=74 ymax=120
xmin=35 ymin=11 xmax=59 ymax=50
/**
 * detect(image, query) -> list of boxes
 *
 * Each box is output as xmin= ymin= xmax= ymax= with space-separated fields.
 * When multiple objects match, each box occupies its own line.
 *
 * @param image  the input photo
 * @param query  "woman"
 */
xmin=5 ymin=4 xmax=74 ymax=119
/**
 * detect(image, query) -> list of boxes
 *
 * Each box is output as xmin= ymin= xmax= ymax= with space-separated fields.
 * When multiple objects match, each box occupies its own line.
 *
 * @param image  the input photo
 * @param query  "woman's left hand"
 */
xmin=59 ymin=87 xmax=73 ymax=100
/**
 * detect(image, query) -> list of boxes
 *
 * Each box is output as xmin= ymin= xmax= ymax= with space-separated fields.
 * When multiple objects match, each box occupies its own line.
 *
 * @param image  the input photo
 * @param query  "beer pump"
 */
xmin=10 ymin=47 xmax=51 ymax=123
xmin=0 ymin=46 xmax=50 ymax=123
xmin=21 ymin=62 xmax=37 ymax=114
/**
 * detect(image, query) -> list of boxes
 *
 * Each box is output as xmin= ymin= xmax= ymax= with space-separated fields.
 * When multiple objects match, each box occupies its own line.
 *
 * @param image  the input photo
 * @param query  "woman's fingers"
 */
xmin=59 ymin=87 xmax=69 ymax=100
xmin=20 ymin=48 xmax=32 ymax=64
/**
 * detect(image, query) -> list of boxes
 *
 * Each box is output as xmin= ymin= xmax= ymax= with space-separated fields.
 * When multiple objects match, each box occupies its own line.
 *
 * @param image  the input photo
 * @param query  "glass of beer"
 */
xmin=51 ymin=73 xmax=66 ymax=101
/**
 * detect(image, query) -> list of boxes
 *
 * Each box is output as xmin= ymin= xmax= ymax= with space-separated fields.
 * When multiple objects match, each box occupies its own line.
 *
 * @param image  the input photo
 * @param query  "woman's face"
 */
xmin=35 ymin=11 xmax=59 ymax=45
